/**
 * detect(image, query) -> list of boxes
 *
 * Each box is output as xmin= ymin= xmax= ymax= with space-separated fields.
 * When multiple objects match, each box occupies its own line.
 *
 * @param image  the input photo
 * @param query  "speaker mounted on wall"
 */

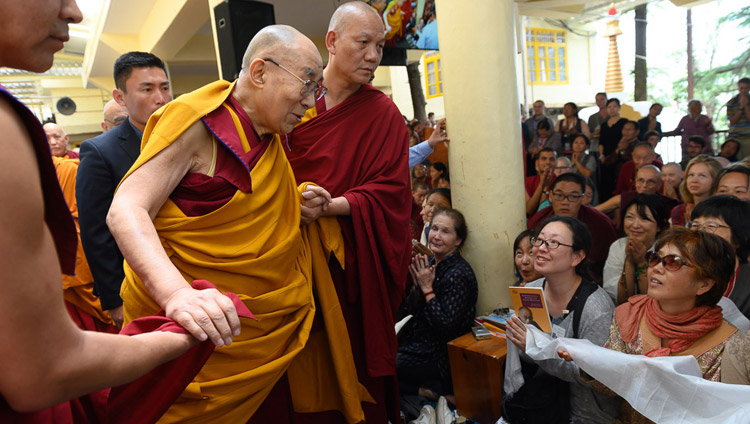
xmin=213 ymin=0 xmax=275 ymax=82
xmin=56 ymin=96 xmax=77 ymax=116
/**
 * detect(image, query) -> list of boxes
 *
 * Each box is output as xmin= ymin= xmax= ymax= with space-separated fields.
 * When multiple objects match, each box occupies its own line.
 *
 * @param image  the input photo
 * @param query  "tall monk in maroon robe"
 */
xmin=271 ymin=3 xmax=411 ymax=423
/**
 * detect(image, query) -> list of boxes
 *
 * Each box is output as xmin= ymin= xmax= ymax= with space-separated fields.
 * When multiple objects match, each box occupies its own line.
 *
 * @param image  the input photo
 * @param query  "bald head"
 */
xmin=241 ymin=25 xmax=315 ymax=74
xmin=102 ymin=99 xmax=129 ymax=132
xmin=329 ymin=1 xmax=382 ymax=33
xmin=43 ymin=122 xmax=69 ymax=157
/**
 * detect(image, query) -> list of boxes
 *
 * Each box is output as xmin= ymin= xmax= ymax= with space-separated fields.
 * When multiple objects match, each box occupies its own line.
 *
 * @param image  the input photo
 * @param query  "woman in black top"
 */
xmin=598 ymin=98 xmax=628 ymax=159
xmin=398 ymin=208 xmax=478 ymax=400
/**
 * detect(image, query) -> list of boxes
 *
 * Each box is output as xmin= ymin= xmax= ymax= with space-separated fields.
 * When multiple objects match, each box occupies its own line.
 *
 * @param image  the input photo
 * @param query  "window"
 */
xmin=526 ymin=28 xmax=567 ymax=85
xmin=423 ymin=52 xmax=443 ymax=98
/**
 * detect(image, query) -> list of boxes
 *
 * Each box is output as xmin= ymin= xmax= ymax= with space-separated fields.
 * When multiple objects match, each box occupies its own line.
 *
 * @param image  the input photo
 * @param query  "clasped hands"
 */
xmin=409 ymin=253 xmax=435 ymax=294
xmin=300 ymin=184 xmax=332 ymax=225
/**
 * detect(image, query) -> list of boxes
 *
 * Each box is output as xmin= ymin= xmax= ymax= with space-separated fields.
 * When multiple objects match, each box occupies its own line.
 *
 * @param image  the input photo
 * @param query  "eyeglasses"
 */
xmin=635 ymin=178 xmax=659 ymax=186
xmin=263 ymin=58 xmax=327 ymax=101
xmin=686 ymin=221 xmax=731 ymax=233
xmin=645 ymin=251 xmax=692 ymax=271
xmin=551 ymin=192 xmax=583 ymax=202
xmin=530 ymin=236 xmax=574 ymax=250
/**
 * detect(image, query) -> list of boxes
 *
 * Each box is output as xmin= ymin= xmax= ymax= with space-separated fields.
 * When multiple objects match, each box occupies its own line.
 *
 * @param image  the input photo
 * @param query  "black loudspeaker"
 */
xmin=213 ymin=0 xmax=275 ymax=81
xmin=56 ymin=96 xmax=77 ymax=115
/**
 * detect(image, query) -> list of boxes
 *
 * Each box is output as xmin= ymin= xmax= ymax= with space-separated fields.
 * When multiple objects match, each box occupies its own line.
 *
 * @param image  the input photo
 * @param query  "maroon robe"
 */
xmin=283 ymin=84 xmax=411 ymax=422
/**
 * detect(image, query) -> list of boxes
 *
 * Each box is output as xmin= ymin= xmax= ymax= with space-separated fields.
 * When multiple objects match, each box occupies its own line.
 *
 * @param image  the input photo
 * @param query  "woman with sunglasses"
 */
xmin=603 ymin=194 xmax=669 ymax=304
xmin=506 ymin=216 xmax=618 ymax=423
xmin=689 ymin=195 xmax=750 ymax=319
xmin=560 ymin=227 xmax=748 ymax=422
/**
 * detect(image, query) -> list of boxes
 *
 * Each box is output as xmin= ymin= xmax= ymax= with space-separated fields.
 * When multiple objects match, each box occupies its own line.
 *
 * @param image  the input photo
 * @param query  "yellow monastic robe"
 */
xmin=119 ymin=81 xmax=366 ymax=423
xmin=52 ymin=156 xmax=113 ymax=325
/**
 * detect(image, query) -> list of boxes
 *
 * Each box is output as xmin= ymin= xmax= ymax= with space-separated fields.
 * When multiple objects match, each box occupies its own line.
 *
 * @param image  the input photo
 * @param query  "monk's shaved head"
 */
xmin=241 ymin=25 xmax=311 ymax=74
xmin=328 ymin=1 xmax=382 ymax=33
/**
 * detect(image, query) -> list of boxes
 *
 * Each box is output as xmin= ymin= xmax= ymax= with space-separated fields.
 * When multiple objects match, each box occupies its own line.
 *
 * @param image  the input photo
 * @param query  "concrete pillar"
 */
xmin=435 ymin=1 xmax=526 ymax=314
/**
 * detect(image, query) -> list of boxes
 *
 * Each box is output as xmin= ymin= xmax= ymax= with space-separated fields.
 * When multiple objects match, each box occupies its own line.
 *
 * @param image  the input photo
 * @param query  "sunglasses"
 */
xmin=645 ymin=251 xmax=692 ymax=271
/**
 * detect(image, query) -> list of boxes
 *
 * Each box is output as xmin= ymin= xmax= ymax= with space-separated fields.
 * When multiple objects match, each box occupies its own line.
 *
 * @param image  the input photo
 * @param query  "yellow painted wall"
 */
xmin=523 ymin=17 xmax=600 ymax=107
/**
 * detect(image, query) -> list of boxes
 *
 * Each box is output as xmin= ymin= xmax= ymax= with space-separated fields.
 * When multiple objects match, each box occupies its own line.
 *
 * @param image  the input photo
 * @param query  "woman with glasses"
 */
xmin=603 ymin=194 xmax=669 ymax=304
xmin=559 ymin=227 xmax=749 ymax=422
xmin=670 ymin=155 xmax=722 ymax=226
xmin=689 ymin=195 xmax=750 ymax=318
xmin=506 ymin=216 xmax=618 ymax=423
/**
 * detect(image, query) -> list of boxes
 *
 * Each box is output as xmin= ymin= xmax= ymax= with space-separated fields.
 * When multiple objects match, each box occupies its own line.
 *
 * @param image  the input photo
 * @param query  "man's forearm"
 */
xmin=322 ymin=196 xmax=351 ymax=216
xmin=107 ymin=205 xmax=190 ymax=309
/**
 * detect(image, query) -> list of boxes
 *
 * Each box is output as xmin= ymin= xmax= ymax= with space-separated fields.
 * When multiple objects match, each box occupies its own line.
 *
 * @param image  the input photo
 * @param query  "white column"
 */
xmin=435 ymin=0 xmax=526 ymax=314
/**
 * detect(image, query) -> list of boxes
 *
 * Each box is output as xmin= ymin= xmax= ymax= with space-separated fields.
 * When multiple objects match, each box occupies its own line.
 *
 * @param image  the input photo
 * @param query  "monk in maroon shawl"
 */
xmin=261 ymin=2 xmax=411 ymax=422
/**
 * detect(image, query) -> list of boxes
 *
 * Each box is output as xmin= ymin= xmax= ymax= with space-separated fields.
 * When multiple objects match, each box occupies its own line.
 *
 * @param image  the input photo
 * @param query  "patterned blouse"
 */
xmin=586 ymin=317 xmax=737 ymax=424
xmin=397 ymin=251 xmax=478 ymax=388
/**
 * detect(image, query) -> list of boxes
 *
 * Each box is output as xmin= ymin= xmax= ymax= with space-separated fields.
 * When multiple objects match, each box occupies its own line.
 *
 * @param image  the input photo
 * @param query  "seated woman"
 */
xmin=688 ymin=195 xmax=750 ymax=318
xmin=670 ymin=155 xmax=722 ymax=226
xmin=419 ymin=187 xmax=451 ymax=246
xmin=569 ymin=134 xmax=597 ymax=180
xmin=505 ymin=216 xmax=618 ymax=423
xmin=559 ymin=227 xmax=749 ymax=422
xmin=397 ymin=208 xmax=478 ymax=401
xmin=603 ymin=194 xmax=669 ymax=304
xmin=513 ymin=229 xmax=542 ymax=286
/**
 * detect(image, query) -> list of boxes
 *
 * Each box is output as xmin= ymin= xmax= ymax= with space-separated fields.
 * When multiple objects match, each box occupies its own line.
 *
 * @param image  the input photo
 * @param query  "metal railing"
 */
xmin=655 ymin=130 xmax=729 ymax=164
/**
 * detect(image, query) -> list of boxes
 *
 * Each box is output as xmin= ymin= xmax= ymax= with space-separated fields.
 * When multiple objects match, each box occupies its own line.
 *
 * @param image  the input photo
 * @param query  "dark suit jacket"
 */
xmin=76 ymin=118 xmax=141 ymax=310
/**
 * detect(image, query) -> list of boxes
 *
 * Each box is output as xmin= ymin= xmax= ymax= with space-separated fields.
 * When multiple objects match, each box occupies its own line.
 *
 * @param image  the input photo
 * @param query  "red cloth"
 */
xmin=0 ymin=280 xmax=253 ymax=424
xmin=64 ymin=150 xmax=79 ymax=159
xmin=65 ymin=301 xmax=118 ymax=334
xmin=528 ymin=205 xmax=616 ymax=282
xmin=670 ymin=203 xmax=691 ymax=227
xmin=613 ymin=159 xmax=663 ymax=195
xmin=171 ymin=96 xmax=272 ymax=216
xmin=615 ymin=295 xmax=724 ymax=357
xmin=524 ymin=174 xmax=556 ymax=197
xmin=285 ymin=84 xmax=411 ymax=379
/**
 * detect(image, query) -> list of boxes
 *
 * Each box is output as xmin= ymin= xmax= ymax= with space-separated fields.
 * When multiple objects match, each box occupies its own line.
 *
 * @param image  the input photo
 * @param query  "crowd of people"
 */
xmin=3 ymin=0 xmax=750 ymax=423
xmin=403 ymin=82 xmax=750 ymax=422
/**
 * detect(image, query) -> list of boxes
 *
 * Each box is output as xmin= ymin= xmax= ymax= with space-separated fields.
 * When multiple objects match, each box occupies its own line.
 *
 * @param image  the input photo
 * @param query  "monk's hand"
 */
xmin=300 ymin=185 xmax=332 ymax=225
xmin=164 ymin=287 xmax=241 ymax=347
xmin=427 ymin=118 xmax=450 ymax=149
xmin=505 ymin=316 xmax=528 ymax=352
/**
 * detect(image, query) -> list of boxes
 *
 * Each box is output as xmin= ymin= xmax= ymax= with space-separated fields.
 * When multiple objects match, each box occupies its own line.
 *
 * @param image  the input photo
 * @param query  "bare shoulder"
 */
xmin=0 ymin=99 xmax=80 ymax=380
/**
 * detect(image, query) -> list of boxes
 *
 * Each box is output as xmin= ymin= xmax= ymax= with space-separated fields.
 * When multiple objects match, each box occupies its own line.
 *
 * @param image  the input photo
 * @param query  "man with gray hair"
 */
xmin=100 ymin=98 xmax=128 ymax=132
xmin=108 ymin=25 xmax=332 ymax=421
xmin=43 ymin=122 xmax=78 ymax=158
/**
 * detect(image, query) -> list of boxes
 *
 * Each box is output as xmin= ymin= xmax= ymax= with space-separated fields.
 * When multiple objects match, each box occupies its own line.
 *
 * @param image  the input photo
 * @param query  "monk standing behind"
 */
xmin=281 ymin=2 xmax=412 ymax=422
xmin=108 ymin=25 xmax=335 ymax=422
xmin=52 ymin=156 xmax=116 ymax=332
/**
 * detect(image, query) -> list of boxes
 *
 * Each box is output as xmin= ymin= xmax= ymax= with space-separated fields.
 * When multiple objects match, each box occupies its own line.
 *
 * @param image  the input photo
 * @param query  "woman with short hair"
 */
xmin=603 ymin=194 xmax=670 ymax=304
xmin=512 ymin=229 xmax=542 ymax=286
xmin=398 ymin=208 xmax=478 ymax=401
xmin=689 ymin=195 xmax=750 ymax=318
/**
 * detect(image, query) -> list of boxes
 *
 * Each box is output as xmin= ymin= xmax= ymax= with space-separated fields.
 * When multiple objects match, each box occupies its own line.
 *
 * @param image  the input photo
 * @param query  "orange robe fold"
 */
xmin=52 ymin=156 xmax=113 ymax=326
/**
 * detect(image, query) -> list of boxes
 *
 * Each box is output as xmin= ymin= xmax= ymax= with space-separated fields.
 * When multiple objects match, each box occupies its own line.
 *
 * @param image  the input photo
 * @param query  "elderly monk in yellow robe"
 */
xmin=52 ymin=156 xmax=115 ymax=331
xmin=107 ymin=25 xmax=367 ymax=422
